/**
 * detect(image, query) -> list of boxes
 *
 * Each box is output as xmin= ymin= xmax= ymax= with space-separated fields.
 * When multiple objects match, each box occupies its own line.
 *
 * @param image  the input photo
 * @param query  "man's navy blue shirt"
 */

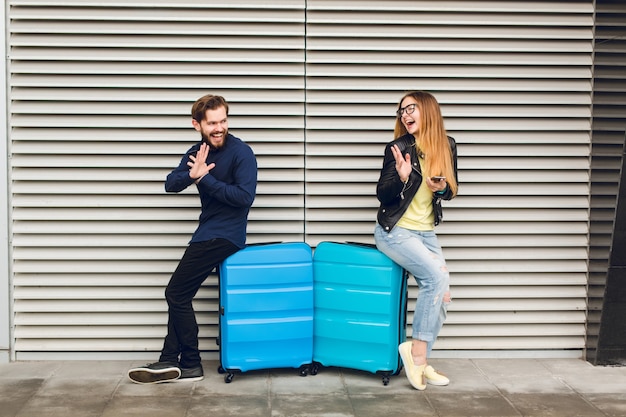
xmin=165 ymin=133 xmax=257 ymax=248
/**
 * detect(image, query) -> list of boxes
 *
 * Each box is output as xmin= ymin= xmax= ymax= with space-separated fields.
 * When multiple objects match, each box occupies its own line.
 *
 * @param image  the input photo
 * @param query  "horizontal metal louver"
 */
xmin=6 ymin=0 xmax=595 ymax=358
xmin=9 ymin=0 xmax=306 ymax=357
xmin=304 ymin=0 xmax=593 ymax=352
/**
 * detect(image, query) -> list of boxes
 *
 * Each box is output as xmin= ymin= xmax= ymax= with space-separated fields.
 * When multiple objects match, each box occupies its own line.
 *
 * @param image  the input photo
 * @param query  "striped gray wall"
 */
xmin=6 ymin=0 xmax=594 ymax=358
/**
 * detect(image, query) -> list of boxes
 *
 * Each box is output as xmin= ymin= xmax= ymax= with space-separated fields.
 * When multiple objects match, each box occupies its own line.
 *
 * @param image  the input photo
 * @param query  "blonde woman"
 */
xmin=374 ymin=91 xmax=458 ymax=390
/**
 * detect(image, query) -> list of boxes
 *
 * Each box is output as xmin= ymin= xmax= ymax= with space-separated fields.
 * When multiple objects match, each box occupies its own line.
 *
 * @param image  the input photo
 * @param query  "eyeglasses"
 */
xmin=396 ymin=103 xmax=416 ymax=118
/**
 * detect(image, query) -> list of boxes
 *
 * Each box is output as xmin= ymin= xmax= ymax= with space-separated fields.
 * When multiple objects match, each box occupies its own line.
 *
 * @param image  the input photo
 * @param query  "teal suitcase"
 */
xmin=312 ymin=241 xmax=407 ymax=385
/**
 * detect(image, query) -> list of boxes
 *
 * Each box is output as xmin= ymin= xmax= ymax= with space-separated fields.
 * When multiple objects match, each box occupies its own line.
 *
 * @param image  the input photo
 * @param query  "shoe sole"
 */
xmin=173 ymin=375 xmax=204 ymax=383
xmin=128 ymin=368 xmax=181 ymax=384
xmin=426 ymin=377 xmax=449 ymax=386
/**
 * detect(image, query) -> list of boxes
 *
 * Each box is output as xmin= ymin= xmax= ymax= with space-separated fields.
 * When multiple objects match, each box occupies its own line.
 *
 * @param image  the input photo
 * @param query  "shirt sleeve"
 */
xmin=164 ymin=146 xmax=198 ymax=193
xmin=196 ymin=143 xmax=257 ymax=208
xmin=376 ymin=142 xmax=407 ymax=205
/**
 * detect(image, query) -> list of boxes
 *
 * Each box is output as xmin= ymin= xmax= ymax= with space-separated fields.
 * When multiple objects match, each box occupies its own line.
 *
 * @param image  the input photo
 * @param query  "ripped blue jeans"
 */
xmin=374 ymin=224 xmax=450 ymax=354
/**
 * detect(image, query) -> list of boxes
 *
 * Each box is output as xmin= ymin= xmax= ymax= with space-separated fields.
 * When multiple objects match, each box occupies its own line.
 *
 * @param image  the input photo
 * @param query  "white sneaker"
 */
xmin=424 ymin=365 xmax=449 ymax=386
xmin=398 ymin=342 xmax=426 ymax=390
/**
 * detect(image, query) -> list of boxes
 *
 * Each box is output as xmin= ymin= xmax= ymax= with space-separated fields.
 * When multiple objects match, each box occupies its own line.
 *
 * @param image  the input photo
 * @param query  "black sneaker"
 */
xmin=128 ymin=361 xmax=181 ymax=384
xmin=175 ymin=364 xmax=204 ymax=382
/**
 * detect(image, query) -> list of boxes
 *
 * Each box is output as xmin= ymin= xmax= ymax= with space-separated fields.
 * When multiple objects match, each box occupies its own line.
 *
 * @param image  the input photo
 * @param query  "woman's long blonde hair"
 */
xmin=394 ymin=91 xmax=457 ymax=196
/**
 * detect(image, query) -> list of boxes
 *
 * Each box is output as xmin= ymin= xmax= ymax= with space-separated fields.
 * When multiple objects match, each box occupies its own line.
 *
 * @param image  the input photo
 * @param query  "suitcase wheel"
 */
xmin=217 ymin=365 xmax=235 ymax=383
xmin=309 ymin=362 xmax=320 ymax=376
xmin=377 ymin=370 xmax=392 ymax=386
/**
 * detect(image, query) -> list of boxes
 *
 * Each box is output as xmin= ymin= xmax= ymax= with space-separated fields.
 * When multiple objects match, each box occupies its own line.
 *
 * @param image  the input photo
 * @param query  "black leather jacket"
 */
xmin=376 ymin=134 xmax=458 ymax=232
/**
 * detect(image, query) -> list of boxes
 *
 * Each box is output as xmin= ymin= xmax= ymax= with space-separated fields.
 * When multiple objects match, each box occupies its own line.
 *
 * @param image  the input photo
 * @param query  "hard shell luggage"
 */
xmin=217 ymin=242 xmax=314 ymax=383
xmin=312 ymin=241 xmax=407 ymax=385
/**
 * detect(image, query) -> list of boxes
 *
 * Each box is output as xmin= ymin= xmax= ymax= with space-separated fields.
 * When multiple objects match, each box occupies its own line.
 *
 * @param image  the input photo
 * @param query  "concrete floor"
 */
xmin=1 ymin=358 xmax=625 ymax=417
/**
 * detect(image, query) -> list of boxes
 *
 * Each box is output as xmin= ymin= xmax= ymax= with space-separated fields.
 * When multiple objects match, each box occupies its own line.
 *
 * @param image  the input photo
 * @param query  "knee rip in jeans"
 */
xmin=428 ymin=253 xmax=448 ymax=273
xmin=433 ymin=294 xmax=440 ymax=306
xmin=434 ymin=290 xmax=452 ymax=306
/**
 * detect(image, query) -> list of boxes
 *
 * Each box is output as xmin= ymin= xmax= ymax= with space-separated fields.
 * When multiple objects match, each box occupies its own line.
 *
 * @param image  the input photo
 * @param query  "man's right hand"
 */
xmin=187 ymin=143 xmax=215 ymax=182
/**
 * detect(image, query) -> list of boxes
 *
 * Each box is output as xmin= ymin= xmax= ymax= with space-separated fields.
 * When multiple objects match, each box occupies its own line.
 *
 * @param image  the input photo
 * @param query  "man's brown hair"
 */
xmin=191 ymin=94 xmax=229 ymax=123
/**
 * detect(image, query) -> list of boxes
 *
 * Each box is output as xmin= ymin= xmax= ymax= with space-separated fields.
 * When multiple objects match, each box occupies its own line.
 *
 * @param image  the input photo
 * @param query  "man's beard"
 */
xmin=201 ymin=130 xmax=227 ymax=150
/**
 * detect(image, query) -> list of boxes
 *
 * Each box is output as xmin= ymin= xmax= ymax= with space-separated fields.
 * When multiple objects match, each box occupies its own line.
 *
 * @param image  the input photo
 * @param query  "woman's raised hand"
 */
xmin=391 ymin=144 xmax=412 ymax=183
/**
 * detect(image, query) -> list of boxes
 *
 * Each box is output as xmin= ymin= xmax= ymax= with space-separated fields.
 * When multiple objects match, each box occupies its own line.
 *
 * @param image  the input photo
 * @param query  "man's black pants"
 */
xmin=159 ymin=238 xmax=239 ymax=368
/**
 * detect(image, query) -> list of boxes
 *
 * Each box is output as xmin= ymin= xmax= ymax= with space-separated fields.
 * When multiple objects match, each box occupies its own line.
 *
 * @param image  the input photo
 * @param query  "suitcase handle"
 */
xmin=245 ymin=241 xmax=282 ymax=247
xmin=344 ymin=241 xmax=376 ymax=249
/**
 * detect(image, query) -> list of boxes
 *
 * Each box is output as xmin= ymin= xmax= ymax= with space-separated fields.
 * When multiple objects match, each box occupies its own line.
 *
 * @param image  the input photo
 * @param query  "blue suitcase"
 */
xmin=218 ymin=242 xmax=314 ymax=383
xmin=312 ymin=241 xmax=407 ymax=385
